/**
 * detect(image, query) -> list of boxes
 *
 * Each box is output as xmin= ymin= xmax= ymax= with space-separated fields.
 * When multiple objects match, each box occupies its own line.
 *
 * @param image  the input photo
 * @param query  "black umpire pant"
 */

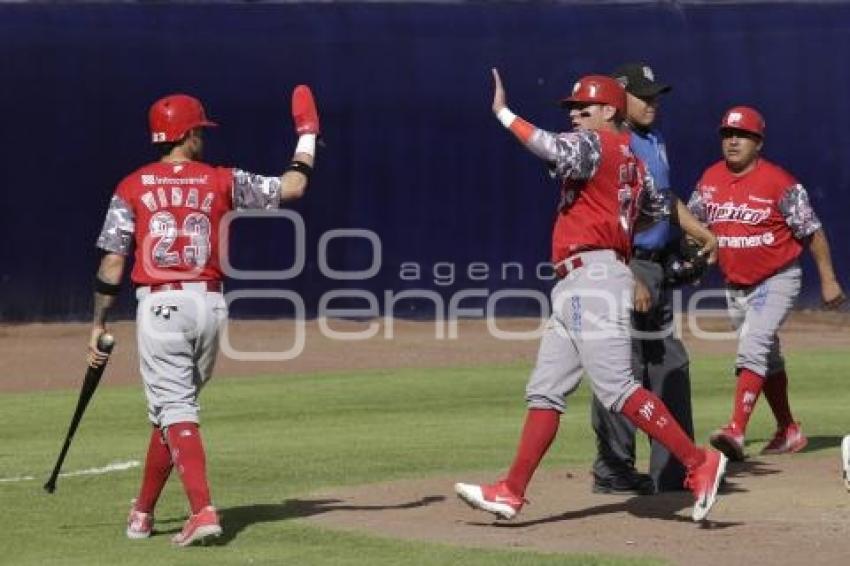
xmin=591 ymin=258 xmax=694 ymax=492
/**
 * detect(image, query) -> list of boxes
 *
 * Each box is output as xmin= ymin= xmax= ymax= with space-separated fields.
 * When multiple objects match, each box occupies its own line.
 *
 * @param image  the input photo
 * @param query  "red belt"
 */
xmin=148 ymin=280 xmax=222 ymax=293
xmin=554 ymin=250 xmax=625 ymax=278
xmin=554 ymin=255 xmax=585 ymax=278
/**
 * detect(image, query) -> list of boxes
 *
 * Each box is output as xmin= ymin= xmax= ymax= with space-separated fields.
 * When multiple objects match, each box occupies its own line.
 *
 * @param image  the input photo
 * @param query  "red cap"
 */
xmin=719 ymin=106 xmax=765 ymax=137
xmin=559 ymin=75 xmax=626 ymax=115
xmin=148 ymin=94 xmax=218 ymax=144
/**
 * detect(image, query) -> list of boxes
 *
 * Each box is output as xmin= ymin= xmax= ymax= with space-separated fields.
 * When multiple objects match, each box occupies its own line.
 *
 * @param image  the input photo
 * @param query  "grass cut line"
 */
xmin=0 ymin=459 xmax=139 ymax=483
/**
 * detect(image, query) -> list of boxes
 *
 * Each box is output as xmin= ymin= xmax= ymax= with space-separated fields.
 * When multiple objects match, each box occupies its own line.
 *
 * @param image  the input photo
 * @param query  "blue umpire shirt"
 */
xmin=630 ymin=127 xmax=672 ymax=251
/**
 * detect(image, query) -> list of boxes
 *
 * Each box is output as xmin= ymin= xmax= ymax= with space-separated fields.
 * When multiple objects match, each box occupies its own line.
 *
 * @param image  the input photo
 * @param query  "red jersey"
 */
xmin=541 ymin=129 xmax=650 ymax=263
xmin=689 ymin=158 xmax=821 ymax=286
xmin=97 ymin=160 xmax=283 ymax=286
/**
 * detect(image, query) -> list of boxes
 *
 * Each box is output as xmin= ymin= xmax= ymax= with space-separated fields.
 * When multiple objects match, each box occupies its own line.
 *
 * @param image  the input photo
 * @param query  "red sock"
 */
xmin=166 ymin=422 xmax=211 ymax=514
xmin=135 ymin=426 xmax=173 ymax=513
xmin=731 ymin=369 xmax=765 ymax=434
xmin=505 ymin=409 xmax=560 ymax=496
xmin=621 ymin=388 xmax=705 ymax=470
xmin=762 ymin=370 xmax=794 ymax=428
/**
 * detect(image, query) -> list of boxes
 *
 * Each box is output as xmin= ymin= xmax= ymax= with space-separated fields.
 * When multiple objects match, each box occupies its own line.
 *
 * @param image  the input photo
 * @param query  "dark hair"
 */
xmin=155 ymin=140 xmax=181 ymax=157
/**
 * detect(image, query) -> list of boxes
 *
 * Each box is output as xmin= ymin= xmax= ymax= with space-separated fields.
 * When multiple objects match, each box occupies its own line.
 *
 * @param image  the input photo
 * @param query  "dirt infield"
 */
xmin=1 ymin=311 xmax=848 ymax=392
xmin=304 ymin=455 xmax=850 ymax=566
xmin=2 ymin=312 xmax=849 ymax=565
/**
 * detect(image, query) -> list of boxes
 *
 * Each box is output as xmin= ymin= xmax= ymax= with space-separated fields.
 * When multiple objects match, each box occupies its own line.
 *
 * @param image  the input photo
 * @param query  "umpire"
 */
xmin=589 ymin=63 xmax=694 ymax=494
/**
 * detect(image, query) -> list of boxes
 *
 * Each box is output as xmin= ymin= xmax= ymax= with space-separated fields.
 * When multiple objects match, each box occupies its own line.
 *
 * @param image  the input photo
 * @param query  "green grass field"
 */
xmin=1 ymin=351 xmax=847 ymax=566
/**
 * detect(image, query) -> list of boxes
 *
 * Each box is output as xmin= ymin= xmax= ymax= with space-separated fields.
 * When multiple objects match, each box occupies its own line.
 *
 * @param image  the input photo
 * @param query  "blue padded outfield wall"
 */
xmin=1 ymin=1 xmax=849 ymax=320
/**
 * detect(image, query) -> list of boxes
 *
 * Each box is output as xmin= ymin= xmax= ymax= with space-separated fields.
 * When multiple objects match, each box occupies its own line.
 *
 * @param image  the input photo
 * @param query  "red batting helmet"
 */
xmin=719 ymin=106 xmax=765 ymax=137
xmin=559 ymin=75 xmax=626 ymax=115
xmin=148 ymin=94 xmax=218 ymax=143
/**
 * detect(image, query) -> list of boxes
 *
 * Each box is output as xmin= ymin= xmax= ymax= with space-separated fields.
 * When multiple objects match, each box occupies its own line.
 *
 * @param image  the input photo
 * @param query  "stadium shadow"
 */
xmin=724 ymin=457 xmax=779 ymax=479
xmin=467 ymin=460 xmax=790 ymax=530
xmin=792 ymin=434 xmax=842 ymax=455
xmin=474 ymin=491 xmax=743 ymax=530
xmin=161 ymin=495 xmax=447 ymax=545
xmin=733 ymin=434 xmax=841 ymax=458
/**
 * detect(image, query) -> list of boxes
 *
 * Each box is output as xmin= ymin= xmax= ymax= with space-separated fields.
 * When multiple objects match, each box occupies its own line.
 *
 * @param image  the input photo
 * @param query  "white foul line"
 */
xmin=0 ymin=460 xmax=140 ymax=484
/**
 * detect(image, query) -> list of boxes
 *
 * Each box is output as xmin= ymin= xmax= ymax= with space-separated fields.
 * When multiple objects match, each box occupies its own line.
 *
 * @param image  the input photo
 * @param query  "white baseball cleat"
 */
xmin=454 ymin=480 xmax=524 ymax=520
xmin=842 ymin=435 xmax=850 ymax=492
xmin=686 ymin=450 xmax=728 ymax=522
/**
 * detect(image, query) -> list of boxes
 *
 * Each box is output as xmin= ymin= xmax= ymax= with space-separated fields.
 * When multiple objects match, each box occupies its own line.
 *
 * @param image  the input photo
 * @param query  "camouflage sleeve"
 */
xmin=637 ymin=167 xmax=671 ymax=222
xmin=686 ymin=190 xmax=707 ymax=223
xmin=778 ymin=183 xmax=822 ymax=239
xmin=95 ymin=195 xmax=135 ymax=255
xmin=526 ymin=129 xmax=601 ymax=181
xmin=232 ymin=169 xmax=282 ymax=210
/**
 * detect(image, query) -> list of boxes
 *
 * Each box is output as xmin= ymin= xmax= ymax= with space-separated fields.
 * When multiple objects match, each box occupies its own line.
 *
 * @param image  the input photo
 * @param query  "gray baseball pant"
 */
xmin=526 ymin=251 xmax=641 ymax=414
xmin=727 ymin=262 xmax=801 ymax=377
xmin=135 ymin=283 xmax=228 ymax=428
xmin=590 ymin=258 xmax=693 ymax=492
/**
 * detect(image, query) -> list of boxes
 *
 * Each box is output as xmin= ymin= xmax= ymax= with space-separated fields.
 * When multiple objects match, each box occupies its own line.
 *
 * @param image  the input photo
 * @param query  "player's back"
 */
xmin=116 ymin=160 xmax=234 ymax=286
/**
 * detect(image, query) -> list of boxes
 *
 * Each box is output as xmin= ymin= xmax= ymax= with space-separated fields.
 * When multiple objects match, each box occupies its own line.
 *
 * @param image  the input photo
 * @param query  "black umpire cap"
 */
xmin=611 ymin=63 xmax=671 ymax=98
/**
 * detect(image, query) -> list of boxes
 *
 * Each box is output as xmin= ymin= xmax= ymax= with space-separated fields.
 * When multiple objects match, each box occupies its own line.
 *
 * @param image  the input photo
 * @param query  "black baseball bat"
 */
xmin=43 ymin=333 xmax=115 ymax=494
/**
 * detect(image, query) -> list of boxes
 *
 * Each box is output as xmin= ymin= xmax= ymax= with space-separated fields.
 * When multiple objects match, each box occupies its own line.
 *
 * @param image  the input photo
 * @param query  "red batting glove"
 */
xmin=292 ymin=85 xmax=320 ymax=136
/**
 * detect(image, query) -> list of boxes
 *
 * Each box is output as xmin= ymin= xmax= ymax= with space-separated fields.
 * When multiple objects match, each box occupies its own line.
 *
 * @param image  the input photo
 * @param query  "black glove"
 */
xmin=664 ymin=237 xmax=709 ymax=286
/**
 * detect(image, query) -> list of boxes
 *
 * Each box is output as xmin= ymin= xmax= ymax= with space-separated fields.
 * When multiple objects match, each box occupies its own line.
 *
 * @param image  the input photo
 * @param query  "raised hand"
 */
xmin=492 ymin=68 xmax=507 ymax=115
xmin=292 ymin=85 xmax=320 ymax=136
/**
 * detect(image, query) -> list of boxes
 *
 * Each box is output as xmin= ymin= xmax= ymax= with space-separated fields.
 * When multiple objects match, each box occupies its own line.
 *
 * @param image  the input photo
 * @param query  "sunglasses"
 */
xmin=569 ymin=104 xmax=600 ymax=118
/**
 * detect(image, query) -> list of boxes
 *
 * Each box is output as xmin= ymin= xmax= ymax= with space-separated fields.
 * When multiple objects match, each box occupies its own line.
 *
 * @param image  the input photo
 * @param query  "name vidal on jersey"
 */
xmin=139 ymin=185 xmax=215 ymax=214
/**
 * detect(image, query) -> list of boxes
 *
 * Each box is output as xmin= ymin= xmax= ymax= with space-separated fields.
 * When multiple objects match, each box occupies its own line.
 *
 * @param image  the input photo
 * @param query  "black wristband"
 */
xmin=287 ymin=160 xmax=313 ymax=179
xmin=94 ymin=277 xmax=121 ymax=296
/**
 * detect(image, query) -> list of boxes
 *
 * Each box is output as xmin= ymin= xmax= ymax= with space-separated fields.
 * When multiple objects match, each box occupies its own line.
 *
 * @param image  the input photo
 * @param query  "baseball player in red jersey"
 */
xmin=454 ymin=69 xmax=727 ymax=522
xmin=87 ymin=88 xmax=319 ymax=546
xmin=688 ymin=106 xmax=845 ymax=461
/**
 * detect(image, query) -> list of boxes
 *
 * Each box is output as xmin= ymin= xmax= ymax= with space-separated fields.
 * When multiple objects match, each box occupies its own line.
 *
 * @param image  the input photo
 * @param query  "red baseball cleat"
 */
xmin=709 ymin=424 xmax=745 ymax=461
xmin=454 ymin=480 xmax=525 ymax=520
xmin=126 ymin=500 xmax=153 ymax=539
xmin=760 ymin=422 xmax=808 ymax=455
xmin=685 ymin=449 xmax=727 ymax=522
xmin=171 ymin=505 xmax=222 ymax=547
